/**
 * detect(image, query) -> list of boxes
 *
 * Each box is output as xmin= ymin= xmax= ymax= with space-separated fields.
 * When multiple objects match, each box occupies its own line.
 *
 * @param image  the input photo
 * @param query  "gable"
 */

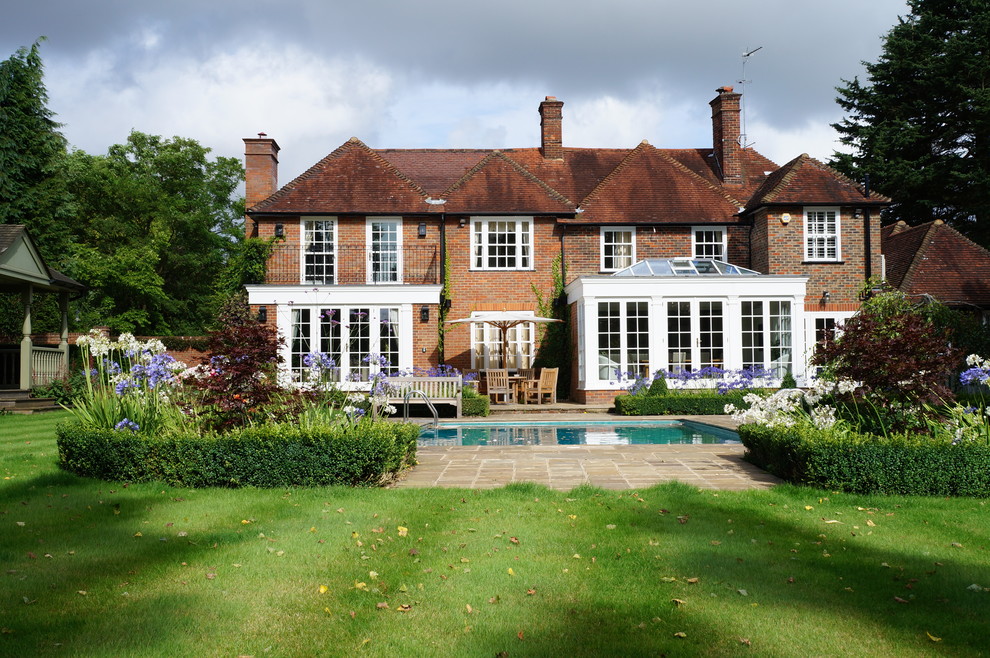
xmin=0 ymin=226 xmax=53 ymax=287
xmin=746 ymin=154 xmax=885 ymax=210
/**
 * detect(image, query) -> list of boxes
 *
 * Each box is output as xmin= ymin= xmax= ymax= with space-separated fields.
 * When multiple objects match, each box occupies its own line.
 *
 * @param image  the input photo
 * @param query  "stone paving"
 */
xmin=393 ymin=414 xmax=782 ymax=491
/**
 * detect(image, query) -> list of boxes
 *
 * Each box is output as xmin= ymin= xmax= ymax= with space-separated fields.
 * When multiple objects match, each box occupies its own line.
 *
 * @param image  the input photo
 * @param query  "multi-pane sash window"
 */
xmin=368 ymin=218 xmax=402 ymax=284
xmin=769 ymin=301 xmax=793 ymax=378
xmin=667 ymin=301 xmax=692 ymax=373
xmin=472 ymin=218 xmax=532 ymax=270
xmin=804 ymin=208 xmax=840 ymax=261
xmin=601 ymin=227 xmax=635 ymax=271
xmin=693 ymin=228 xmax=726 ymax=261
xmin=303 ymin=218 xmax=336 ymax=284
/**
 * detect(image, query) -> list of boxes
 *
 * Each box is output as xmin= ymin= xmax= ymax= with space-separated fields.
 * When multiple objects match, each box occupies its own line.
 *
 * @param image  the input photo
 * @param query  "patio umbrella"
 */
xmin=447 ymin=311 xmax=562 ymax=369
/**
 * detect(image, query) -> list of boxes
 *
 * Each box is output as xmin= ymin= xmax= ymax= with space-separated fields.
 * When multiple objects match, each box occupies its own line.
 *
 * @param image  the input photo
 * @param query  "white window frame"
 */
xmin=301 ymin=217 xmax=337 ymax=284
xmin=470 ymin=313 xmax=536 ymax=370
xmin=600 ymin=226 xmax=636 ymax=272
xmin=663 ymin=299 xmax=726 ymax=373
xmin=596 ymin=300 xmax=650 ymax=380
xmin=289 ymin=305 xmax=401 ymax=384
xmin=804 ymin=207 xmax=841 ymax=262
xmin=366 ymin=217 xmax=403 ymax=284
xmin=471 ymin=217 xmax=533 ymax=270
xmin=692 ymin=227 xmax=727 ymax=262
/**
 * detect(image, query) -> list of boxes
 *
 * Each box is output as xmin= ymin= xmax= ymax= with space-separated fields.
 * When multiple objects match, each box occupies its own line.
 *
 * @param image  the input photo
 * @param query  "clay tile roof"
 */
xmin=882 ymin=220 xmax=990 ymax=309
xmin=571 ymin=142 xmax=743 ymax=224
xmin=251 ymin=138 xmax=428 ymax=214
xmin=440 ymin=151 xmax=575 ymax=214
xmin=746 ymin=154 xmax=888 ymax=210
xmin=883 ymin=220 xmax=990 ymax=308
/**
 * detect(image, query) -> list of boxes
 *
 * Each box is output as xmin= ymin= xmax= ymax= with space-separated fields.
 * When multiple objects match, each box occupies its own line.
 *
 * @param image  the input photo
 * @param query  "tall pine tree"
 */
xmin=831 ymin=0 xmax=990 ymax=245
xmin=0 ymin=39 xmax=74 ymax=263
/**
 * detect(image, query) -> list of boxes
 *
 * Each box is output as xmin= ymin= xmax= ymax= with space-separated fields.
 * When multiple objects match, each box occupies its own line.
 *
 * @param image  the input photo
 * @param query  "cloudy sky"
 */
xmin=3 ymin=0 xmax=909 ymax=185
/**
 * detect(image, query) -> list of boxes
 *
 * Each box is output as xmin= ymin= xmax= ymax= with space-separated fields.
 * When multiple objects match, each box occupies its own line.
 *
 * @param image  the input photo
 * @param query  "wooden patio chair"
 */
xmin=485 ymin=369 xmax=513 ymax=404
xmin=523 ymin=367 xmax=558 ymax=404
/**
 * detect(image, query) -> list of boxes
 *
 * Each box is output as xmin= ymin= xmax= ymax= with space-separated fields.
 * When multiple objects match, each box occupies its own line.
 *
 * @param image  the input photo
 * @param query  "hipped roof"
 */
xmin=250 ymin=140 xmax=880 ymax=223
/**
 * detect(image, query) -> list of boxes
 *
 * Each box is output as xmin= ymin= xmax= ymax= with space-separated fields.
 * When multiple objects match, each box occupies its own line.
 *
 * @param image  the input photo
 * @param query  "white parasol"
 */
xmin=447 ymin=311 xmax=561 ymax=369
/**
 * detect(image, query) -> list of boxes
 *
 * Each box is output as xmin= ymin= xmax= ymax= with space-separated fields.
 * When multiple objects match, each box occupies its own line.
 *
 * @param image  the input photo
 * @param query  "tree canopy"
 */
xmin=1 ymin=40 xmax=249 ymax=338
xmin=65 ymin=131 xmax=245 ymax=335
xmin=831 ymin=0 xmax=990 ymax=245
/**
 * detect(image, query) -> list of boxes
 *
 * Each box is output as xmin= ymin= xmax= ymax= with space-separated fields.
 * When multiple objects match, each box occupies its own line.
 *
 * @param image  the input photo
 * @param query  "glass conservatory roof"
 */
xmin=611 ymin=258 xmax=760 ymax=277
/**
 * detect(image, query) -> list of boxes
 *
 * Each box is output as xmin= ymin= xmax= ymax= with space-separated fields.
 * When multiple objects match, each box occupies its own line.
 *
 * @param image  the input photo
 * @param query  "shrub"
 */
xmin=56 ymin=420 xmax=419 ymax=488
xmin=780 ymin=372 xmax=797 ymax=389
xmin=738 ymin=423 xmax=990 ymax=496
xmin=647 ymin=371 xmax=669 ymax=396
xmin=614 ymin=390 xmax=756 ymax=415
xmin=462 ymin=392 xmax=490 ymax=417
xmin=30 ymin=368 xmax=88 ymax=405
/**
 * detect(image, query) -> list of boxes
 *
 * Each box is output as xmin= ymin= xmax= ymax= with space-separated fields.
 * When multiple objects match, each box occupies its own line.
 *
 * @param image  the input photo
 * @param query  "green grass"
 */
xmin=2 ymin=412 xmax=988 ymax=656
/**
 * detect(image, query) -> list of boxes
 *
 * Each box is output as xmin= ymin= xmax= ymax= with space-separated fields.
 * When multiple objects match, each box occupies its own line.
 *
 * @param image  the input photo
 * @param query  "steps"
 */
xmin=0 ymin=390 xmax=63 ymax=414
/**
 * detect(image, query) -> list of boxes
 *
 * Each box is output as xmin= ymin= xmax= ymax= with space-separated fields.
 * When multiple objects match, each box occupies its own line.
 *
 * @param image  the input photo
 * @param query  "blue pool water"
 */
xmin=417 ymin=420 xmax=739 ymax=447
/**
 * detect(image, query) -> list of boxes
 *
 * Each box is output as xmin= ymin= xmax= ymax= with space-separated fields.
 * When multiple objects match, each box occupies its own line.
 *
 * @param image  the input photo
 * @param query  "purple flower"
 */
xmin=115 ymin=418 xmax=140 ymax=432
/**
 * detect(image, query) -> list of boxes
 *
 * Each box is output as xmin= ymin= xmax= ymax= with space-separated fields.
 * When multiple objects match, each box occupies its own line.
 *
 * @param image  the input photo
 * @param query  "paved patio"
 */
xmin=393 ymin=414 xmax=782 ymax=491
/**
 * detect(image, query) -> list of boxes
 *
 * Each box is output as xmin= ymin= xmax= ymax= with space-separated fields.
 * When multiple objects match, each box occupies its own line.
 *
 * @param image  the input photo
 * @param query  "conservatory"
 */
xmin=565 ymin=259 xmax=810 ymax=394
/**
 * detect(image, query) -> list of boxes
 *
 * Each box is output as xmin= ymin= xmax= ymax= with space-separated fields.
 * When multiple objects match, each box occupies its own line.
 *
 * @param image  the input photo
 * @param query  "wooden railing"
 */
xmin=31 ymin=346 xmax=66 ymax=386
xmin=385 ymin=376 xmax=462 ymax=417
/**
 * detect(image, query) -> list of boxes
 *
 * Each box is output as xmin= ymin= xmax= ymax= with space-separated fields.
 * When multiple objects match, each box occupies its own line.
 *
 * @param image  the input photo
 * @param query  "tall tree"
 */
xmin=0 ymin=39 xmax=74 ymax=262
xmin=831 ymin=0 xmax=990 ymax=245
xmin=66 ymin=131 xmax=245 ymax=335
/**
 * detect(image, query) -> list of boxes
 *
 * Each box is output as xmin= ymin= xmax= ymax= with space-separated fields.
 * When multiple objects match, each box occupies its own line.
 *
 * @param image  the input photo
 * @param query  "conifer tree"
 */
xmin=831 ymin=1 xmax=990 ymax=245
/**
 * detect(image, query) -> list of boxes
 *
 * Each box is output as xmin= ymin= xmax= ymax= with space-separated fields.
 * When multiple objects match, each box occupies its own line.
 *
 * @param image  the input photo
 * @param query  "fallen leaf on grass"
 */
xmin=894 ymin=596 xmax=910 ymax=604
xmin=517 ymin=631 xmax=525 ymax=641
xmin=507 ymin=568 xmax=515 ymax=576
xmin=951 ymin=542 xmax=963 ymax=548
xmin=319 ymin=585 xmax=328 ymax=595
xmin=661 ymin=577 xmax=677 ymax=583
xmin=672 ymin=598 xmax=686 ymax=607
xmin=739 ymin=638 xmax=752 ymax=646
xmin=465 ymin=604 xmax=473 ymax=613
xmin=526 ymin=588 xmax=536 ymax=596
xmin=353 ymin=581 xmax=369 ymax=591
xmin=376 ymin=602 xmax=389 ymax=610
xmin=398 ymin=526 xmax=408 ymax=537
xmin=737 ymin=589 xmax=749 ymax=596
xmin=397 ymin=604 xmax=412 ymax=612
xmin=686 ymin=577 xmax=700 ymax=584
xmin=927 ymin=631 xmax=942 ymax=642
xmin=673 ymin=631 xmax=687 ymax=638
xmin=510 ymin=537 xmax=520 ymax=544
xmin=77 ymin=591 xmax=87 ymax=596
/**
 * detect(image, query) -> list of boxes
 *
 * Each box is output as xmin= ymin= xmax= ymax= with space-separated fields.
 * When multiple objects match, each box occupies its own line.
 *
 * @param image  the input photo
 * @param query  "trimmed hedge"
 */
xmin=614 ymin=391 xmax=751 ymax=416
xmin=462 ymin=395 xmax=490 ymax=417
xmin=738 ymin=423 xmax=990 ymax=496
xmin=56 ymin=421 xmax=420 ymax=488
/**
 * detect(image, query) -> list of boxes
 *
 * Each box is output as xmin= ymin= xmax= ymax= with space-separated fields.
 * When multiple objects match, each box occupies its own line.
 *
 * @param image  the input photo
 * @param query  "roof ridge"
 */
xmin=441 ymin=150 xmax=575 ymax=207
xmin=898 ymin=221 xmax=939 ymax=292
xmin=802 ymin=155 xmax=892 ymax=203
xmin=579 ymin=141 xmax=650 ymax=207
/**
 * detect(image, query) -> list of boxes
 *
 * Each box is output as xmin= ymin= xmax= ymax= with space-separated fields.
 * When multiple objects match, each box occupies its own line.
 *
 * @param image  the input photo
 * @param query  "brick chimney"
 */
xmin=539 ymin=96 xmax=564 ymax=160
xmin=243 ymin=133 xmax=280 ymax=208
xmin=709 ymin=86 xmax=742 ymax=185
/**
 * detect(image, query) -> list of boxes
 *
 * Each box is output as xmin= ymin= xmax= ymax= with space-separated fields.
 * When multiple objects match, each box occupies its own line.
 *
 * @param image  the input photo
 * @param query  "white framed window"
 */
xmin=740 ymin=300 xmax=793 ymax=377
xmin=471 ymin=314 xmax=535 ymax=370
xmin=290 ymin=306 xmax=400 ymax=383
xmin=664 ymin=300 xmax=725 ymax=373
xmin=804 ymin=207 xmax=841 ymax=261
xmin=597 ymin=300 xmax=650 ymax=380
xmin=302 ymin=217 xmax=336 ymax=284
xmin=601 ymin=227 xmax=636 ymax=271
xmin=692 ymin=227 xmax=727 ymax=261
xmin=472 ymin=217 xmax=533 ymax=270
xmin=367 ymin=217 xmax=403 ymax=284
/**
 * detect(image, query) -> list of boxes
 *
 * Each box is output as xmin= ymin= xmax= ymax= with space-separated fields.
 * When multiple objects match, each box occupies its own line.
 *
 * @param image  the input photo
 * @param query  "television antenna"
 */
xmin=738 ymin=46 xmax=762 ymax=148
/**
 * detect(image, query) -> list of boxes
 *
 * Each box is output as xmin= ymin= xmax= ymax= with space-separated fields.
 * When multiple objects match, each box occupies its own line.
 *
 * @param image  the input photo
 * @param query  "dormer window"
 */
xmin=804 ymin=207 xmax=841 ymax=262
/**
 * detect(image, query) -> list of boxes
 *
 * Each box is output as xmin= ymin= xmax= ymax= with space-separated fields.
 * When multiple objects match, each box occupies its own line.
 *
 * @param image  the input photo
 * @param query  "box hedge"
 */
xmin=56 ymin=421 xmax=420 ymax=488
xmin=613 ymin=391 xmax=752 ymax=416
xmin=738 ymin=423 xmax=990 ymax=496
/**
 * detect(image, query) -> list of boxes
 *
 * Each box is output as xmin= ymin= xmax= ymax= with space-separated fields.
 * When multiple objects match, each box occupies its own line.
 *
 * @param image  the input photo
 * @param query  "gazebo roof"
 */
xmin=0 ymin=225 xmax=85 ymax=293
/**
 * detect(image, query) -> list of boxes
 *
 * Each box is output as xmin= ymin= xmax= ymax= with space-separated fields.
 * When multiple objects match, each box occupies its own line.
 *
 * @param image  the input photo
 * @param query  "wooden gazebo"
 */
xmin=0 ymin=225 xmax=85 ymax=391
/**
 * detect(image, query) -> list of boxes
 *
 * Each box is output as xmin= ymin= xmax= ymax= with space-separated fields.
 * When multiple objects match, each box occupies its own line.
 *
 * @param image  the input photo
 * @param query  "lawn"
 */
xmin=1 ymin=412 xmax=988 ymax=657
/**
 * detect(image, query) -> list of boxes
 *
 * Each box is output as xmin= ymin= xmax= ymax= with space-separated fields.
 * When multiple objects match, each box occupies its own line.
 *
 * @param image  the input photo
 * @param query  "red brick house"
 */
xmin=243 ymin=86 xmax=888 ymax=403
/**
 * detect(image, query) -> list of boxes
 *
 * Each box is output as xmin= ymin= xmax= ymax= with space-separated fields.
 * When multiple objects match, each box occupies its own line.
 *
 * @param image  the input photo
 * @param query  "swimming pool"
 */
xmin=417 ymin=419 xmax=739 ymax=447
